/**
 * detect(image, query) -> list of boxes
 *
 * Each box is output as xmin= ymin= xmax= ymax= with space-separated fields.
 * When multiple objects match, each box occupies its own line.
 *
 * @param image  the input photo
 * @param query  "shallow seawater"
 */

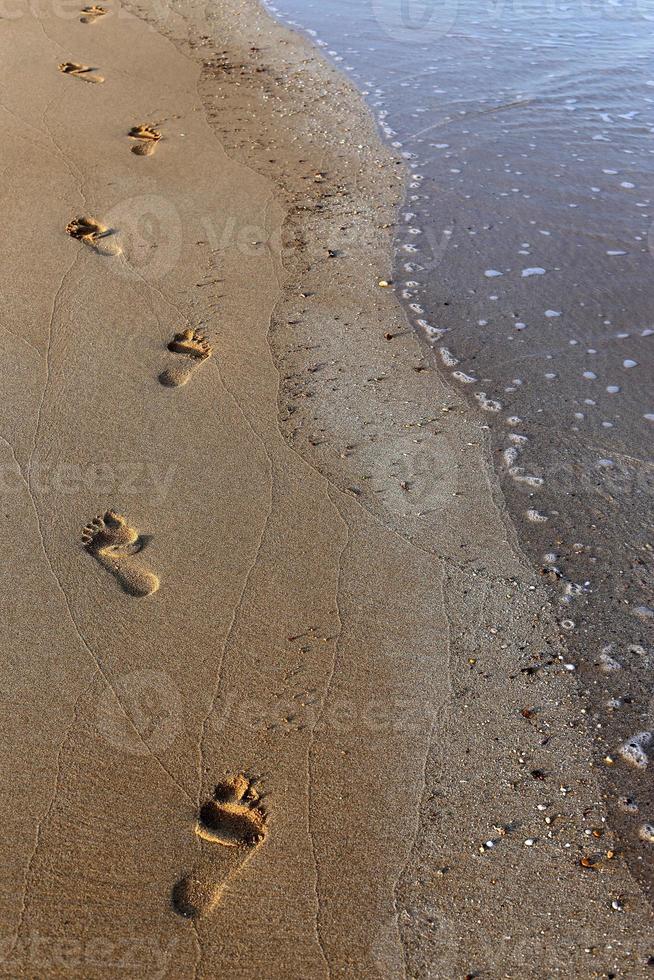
xmin=262 ymin=0 xmax=654 ymax=886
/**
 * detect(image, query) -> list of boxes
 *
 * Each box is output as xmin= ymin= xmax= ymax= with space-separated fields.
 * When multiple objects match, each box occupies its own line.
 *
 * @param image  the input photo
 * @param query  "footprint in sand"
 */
xmin=159 ymin=329 xmax=213 ymax=388
xmin=82 ymin=510 xmax=160 ymax=597
xmin=80 ymin=4 xmax=107 ymax=23
xmin=172 ymin=775 xmax=267 ymax=919
xmin=128 ymin=124 xmax=162 ymax=157
xmin=66 ymin=216 xmax=120 ymax=256
xmin=58 ymin=61 xmax=104 ymax=83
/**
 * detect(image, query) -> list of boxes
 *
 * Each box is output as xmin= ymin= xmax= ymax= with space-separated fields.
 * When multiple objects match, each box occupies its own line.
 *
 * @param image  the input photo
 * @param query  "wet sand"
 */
xmin=261 ymin=0 xmax=654 ymax=909
xmin=0 ymin=0 xmax=652 ymax=976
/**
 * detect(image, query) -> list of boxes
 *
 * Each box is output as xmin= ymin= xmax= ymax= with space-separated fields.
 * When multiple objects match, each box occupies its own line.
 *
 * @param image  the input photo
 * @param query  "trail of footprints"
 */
xmin=61 ymin=34 xmax=260 ymax=918
xmin=57 ymin=7 xmax=654 ymax=921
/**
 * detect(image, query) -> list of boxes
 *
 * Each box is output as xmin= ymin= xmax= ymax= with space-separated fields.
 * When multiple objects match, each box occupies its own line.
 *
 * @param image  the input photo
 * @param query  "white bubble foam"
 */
xmin=618 ymin=796 xmax=639 ymax=814
xmin=452 ymin=370 xmax=477 ymax=384
xmin=475 ymin=392 xmax=502 ymax=412
xmin=619 ymin=731 xmax=653 ymax=769
xmin=598 ymin=647 xmax=622 ymax=673
xmin=510 ymin=467 xmax=544 ymax=487
xmin=439 ymin=347 xmax=459 ymax=367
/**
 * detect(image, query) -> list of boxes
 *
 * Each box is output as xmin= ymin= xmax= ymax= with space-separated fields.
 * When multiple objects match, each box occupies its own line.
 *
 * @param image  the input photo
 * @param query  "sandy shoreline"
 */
xmin=0 ymin=0 xmax=652 ymax=975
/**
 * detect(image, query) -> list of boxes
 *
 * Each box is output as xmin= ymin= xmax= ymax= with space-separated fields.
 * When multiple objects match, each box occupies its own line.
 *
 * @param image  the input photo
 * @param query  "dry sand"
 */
xmin=0 ymin=0 xmax=652 ymax=976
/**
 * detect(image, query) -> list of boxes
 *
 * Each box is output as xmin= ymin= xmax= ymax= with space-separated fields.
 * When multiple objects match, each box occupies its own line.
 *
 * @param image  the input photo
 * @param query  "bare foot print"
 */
xmin=58 ymin=61 xmax=104 ymax=83
xmin=80 ymin=4 xmax=107 ymax=23
xmin=159 ymin=329 xmax=213 ymax=388
xmin=172 ymin=775 xmax=267 ymax=919
xmin=66 ymin=216 xmax=120 ymax=256
xmin=82 ymin=510 xmax=160 ymax=597
xmin=197 ymin=774 xmax=267 ymax=845
xmin=128 ymin=124 xmax=162 ymax=157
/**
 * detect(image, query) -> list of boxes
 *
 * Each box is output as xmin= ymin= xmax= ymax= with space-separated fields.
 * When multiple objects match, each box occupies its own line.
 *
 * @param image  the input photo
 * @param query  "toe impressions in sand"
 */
xmin=66 ymin=216 xmax=120 ymax=255
xmin=80 ymin=5 xmax=107 ymax=23
xmin=82 ymin=510 xmax=160 ymax=597
xmin=172 ymin=776 xmax=267 ymax=919
xmin=58 ymin=61 xmax=104 ymax=83
xmin=128 ymin=124 xmax=162 ymax=156
xmin=159 ymin=328 xmax=213 ymax=387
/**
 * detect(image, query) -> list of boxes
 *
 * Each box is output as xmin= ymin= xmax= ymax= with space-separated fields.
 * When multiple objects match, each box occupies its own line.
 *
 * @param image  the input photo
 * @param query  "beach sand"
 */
xmin=0 ymin=0 xmax=652 ymax=975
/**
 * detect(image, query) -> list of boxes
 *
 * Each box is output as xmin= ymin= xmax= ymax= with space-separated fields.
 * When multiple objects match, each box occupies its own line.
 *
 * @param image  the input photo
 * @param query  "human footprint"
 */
xmin=82 ymin=510 xmax=159 ymax=597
